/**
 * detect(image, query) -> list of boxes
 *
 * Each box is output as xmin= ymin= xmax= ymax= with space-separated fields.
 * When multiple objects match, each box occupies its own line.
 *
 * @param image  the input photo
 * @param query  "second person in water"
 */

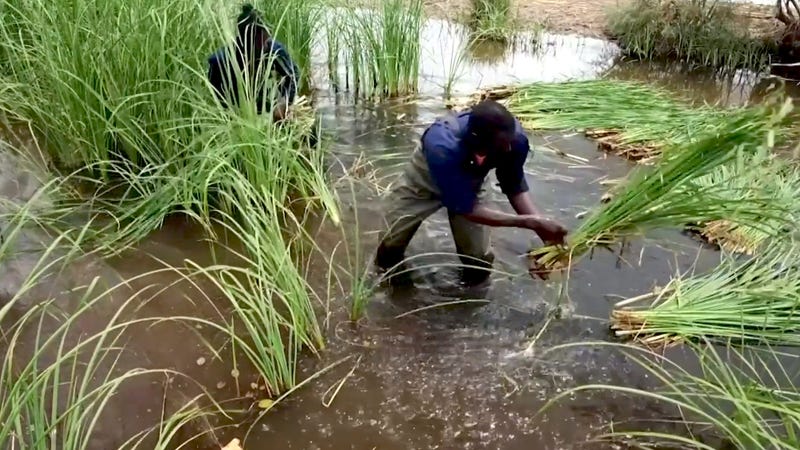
xmin=207 ymin=4 xmax=299 ymax=121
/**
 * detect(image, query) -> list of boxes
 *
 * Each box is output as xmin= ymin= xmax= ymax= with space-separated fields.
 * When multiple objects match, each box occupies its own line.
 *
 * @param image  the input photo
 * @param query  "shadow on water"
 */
xmin=2 ymin=12 xmax=799 ymax=450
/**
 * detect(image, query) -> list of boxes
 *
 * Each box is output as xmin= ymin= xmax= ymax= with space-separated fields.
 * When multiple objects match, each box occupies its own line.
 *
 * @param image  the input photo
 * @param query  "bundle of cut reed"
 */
xmin=612 ymin=242 xmax=800 ymax=348
xmin=480 ymin=80 xmax=750 ymax=162
xmin=690 ymin=159 xmax=800 ymax=255
xmin=530 ymin=98 xmax=794 ymax=272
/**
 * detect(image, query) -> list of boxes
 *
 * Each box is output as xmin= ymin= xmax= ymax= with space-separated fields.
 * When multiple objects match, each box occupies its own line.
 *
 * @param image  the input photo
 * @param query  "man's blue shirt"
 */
xmin=422 ymin=111 xmax=530 ymax=215
xmin=207 ymin=39 xmax=299 ymax=111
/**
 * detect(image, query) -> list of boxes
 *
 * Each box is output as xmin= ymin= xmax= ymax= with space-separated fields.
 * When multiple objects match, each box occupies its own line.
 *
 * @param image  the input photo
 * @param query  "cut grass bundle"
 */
xmin=691 ymin=159 xmax=800 ymax=255
xmin=542 ymin=342 xmax=800 ymax=449
xmin=468 ymin=0 xmax=515 ymax=42
xmin=326 ymin=0 xmax=423 ymax=100
xmin=531 ymin=99 xmax=794 ymax=271
xmin=496 ymin=80 xmax=749 ymax=162
xmin=612 ymin=242 xmax=800 ymax=347
xmin=607 ymin=0 xmax=772 ymax=72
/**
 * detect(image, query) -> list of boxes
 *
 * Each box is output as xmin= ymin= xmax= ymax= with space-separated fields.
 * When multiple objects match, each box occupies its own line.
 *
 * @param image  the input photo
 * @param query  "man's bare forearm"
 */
xmin=509 ymin=191 xmax=540 ymax=216
xmin=462 ymin=204 xmax=528 ymax=228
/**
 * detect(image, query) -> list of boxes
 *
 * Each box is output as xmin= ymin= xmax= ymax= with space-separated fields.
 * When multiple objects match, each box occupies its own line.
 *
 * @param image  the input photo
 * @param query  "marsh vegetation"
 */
xmin=2 ymin=0 xmax=800 ymax=448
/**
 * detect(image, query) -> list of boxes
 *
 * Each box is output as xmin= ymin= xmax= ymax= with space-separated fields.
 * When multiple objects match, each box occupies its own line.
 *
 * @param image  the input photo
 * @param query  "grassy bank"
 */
xmin=606 ymin=0 xmax=773 ymax=72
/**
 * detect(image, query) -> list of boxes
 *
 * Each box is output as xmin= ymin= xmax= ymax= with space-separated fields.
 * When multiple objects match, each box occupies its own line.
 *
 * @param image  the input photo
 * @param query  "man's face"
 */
xmin=469 ymin=131 xmax=513 ymax=167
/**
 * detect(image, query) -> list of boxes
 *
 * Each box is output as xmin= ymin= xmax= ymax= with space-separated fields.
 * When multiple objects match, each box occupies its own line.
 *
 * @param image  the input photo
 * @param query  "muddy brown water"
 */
xmin=1 ymin=20 xmax=798 ymax=450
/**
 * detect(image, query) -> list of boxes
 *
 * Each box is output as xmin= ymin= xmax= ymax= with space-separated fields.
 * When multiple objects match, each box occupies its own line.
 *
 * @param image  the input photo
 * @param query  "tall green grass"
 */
xmin=326 ymin=0 xmax=423 ymax=100
xmin=0 ymin=0 xmax=339 ymax=399
xmin=255 ymin=0 xmax=321 ymax=92
xmin=612 ymin=242 xmax=800 ymax=347
xmin=0 ymin=0 xmax=217 ymax=170
xmin=542 ymin=342 xmax=800 ymax=449
xmin=468 ymin=0 xmax=514 ymax=42
xmin=532 ymin=99 xmax=794 ymax=270
xmin=607 ymin=0 xmax=772 ymax=72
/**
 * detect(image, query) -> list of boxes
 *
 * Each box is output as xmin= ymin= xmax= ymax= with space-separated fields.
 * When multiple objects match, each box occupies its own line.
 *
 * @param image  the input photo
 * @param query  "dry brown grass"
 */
xmin=699 ymin=219 xmax=759 ymax=255
xmin=585 ymin=129 xmax=661 ymax=162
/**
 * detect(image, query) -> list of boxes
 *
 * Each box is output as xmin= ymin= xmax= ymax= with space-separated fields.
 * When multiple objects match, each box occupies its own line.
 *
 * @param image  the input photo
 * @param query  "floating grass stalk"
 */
xmin=0 ymin=213 xmax=223 ymax=449
xmin=493 ymin=80 xmax=751 ymax=162
xmin=531 ymin=99 xmax=794 ymax=271
xmin=542 ymin=342 xmax=800 ymax=449
xmin=607 ymin=0 xmax=772 ymax=72
xmin=612 ymin=242 xmax=800 ymax=347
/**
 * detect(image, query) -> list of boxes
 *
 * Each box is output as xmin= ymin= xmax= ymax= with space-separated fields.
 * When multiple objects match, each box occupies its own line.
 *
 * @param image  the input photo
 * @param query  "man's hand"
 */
xmin=272 ymin=98 xmax=289 ymax=122
xmin=521 ymin=215 xmax=568 ymax=246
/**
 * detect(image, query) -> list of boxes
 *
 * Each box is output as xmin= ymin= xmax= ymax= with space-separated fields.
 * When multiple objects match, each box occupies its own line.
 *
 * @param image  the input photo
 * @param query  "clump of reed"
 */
xmin=530 ymin=98 xmax=794 ymax=272
xmin=468 ymin=0 xmax=515 ymax=42
xmin=0 ymin=0 xmax=338 ymax=399
xmin=612 ymin=242 xmax=800 ymax=348
xmin=326 ymin=0 xmax=423 ymax=100
xmin=542 ymin=342 xmax=800 ymax=449
xmin=492 ymin=80 xmax=746 ymax=162
xmin=607 ymin=0 xmax=772 ymax=72
xmin=256 ymin=0 xmax=321 ymax=92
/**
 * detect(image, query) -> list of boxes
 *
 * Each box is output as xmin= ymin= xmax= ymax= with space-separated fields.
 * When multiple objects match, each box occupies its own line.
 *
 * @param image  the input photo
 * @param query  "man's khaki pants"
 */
xmin=375 ymin=146 xmax=494 ymax=280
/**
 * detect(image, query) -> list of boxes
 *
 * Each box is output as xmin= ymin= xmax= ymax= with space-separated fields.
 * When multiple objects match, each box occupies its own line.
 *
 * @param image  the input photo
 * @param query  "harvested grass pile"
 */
xmin=690 ymin=158 xmax=800 ymax=255
xmin=468 ymin=80 xmax=749 ymax=162
xmin=530 ymin=98 xmax=794 ymax=272
xmin=611 ymin=243 xmax=800 ymax=348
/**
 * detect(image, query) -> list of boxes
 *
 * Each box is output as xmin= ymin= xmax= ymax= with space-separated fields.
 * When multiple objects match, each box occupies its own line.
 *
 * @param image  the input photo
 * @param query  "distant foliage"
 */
xmin=607 ymin=0 xmax=773 ymax=72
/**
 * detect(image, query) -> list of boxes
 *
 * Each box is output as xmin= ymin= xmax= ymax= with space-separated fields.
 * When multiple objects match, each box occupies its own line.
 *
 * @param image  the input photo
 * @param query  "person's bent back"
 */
xmin=207 ymin=4 xmax=299 ymax=120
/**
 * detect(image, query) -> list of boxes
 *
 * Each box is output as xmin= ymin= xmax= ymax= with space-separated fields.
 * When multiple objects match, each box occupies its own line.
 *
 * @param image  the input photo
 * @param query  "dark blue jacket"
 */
xmin=422 ymin=111 xmax=530 ymax=215
xmin=207 ymin=39 xmax=299 ymax=112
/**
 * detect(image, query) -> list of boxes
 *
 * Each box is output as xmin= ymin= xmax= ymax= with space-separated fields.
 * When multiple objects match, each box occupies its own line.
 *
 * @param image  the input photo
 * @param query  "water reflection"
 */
xmin=419 ymin=19 xmax=619 ymax=96
xmin=605 ymin=59 xmax=800 ymax=106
